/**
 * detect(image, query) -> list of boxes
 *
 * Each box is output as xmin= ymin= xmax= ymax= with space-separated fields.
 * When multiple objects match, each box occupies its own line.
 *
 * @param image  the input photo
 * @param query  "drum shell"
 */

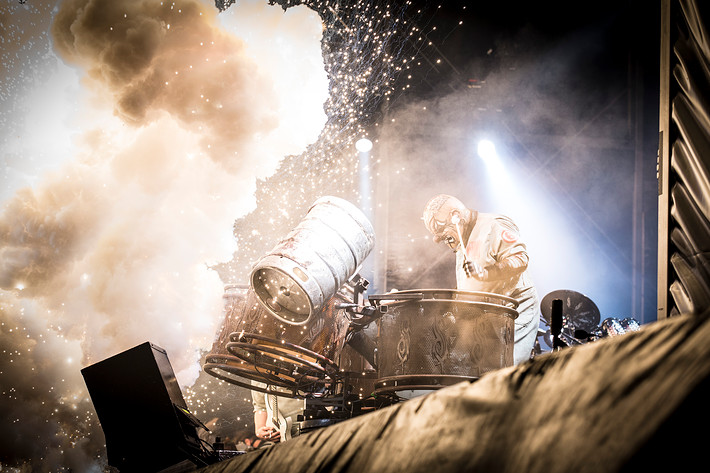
xmin=376 ymin=293 xmax=517 ymax=381
xmin=229 ymin=286 xmax=351 ymax=368
xmin=250 ymin=196 xmax=375 ymax=324
xmin=208 ymin=284 xmax=250 ymax=357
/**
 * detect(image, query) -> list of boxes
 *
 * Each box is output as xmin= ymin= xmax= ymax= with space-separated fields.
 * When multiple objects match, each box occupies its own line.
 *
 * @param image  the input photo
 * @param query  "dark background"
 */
xmin=362 ymin=0 xmax=660 ymax=324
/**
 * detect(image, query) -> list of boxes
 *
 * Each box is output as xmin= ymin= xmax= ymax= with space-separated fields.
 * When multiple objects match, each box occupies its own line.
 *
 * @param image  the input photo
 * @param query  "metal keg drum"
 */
xmin=250 ymin=196 xmax=375 ymax=325
xmin=369 ymin=289 xmax=519 ymax=394
xmin=203 ymin=285 xmax=352 ymax=397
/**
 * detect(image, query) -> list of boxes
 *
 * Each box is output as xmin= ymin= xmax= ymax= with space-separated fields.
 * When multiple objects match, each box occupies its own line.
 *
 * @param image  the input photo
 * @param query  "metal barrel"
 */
xmin=250 ymin=196 xmax=375 ymax=325
xmin=372 ymin=290 xmax=518 ymax=393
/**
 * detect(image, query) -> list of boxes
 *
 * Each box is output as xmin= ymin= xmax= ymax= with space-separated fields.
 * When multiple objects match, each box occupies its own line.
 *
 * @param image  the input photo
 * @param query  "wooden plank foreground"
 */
xmin=198 ymin=311 xmax=710 ymax=473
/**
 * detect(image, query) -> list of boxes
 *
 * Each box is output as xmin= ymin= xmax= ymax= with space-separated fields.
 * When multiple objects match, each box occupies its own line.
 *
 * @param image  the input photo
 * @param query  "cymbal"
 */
xmin=540 ymin=289 xmax=600 ymax=332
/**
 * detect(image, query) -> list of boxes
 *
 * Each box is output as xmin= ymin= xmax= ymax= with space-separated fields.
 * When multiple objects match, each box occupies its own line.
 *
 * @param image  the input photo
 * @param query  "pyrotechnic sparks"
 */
xmin=214 ymin=0 xmax=450 ymax=284
xmin=1 ymin=0 xmax=462 ymax=469
xmin=2 ymin=0 xmax=329 ymax=469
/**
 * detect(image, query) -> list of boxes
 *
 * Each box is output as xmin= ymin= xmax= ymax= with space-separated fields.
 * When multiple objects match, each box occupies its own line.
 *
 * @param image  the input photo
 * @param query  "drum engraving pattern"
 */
xmin=305 ymin=317 xmax=325 ymax=345
xmin=245 ymin=303 xmax=261 ymax=326
xmin=432 ymin=312 xmax=458 ymax=373
xmin=397 ymin=323 xmax=410 ymax=370
xmin=373 ymin=290 xmax=517 ymax=392
xmin=432 ymin=317 xmax=448 ymax=370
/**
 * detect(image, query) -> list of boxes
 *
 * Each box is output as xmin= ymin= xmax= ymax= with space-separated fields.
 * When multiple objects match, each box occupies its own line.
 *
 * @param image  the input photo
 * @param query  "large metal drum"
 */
xmin=371 ymin=289 xmax=519 ymax=393
xmin=203 ymin=285 xmax=351 ymax=397
xmin=250 ymin=196 xmax=375 ymax=325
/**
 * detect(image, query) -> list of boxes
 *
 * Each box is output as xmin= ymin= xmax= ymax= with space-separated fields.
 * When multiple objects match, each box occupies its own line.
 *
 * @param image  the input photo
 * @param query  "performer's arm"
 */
xmin=484 ymin=252 xmax=528 ymax=280
xmin=254 ymin=409 xmax=279 ymax=440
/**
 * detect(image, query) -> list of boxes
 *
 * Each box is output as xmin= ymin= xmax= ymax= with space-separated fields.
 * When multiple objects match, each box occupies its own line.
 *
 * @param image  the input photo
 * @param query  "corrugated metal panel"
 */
xmin=659 ymin=0 xmax=710 ymax=318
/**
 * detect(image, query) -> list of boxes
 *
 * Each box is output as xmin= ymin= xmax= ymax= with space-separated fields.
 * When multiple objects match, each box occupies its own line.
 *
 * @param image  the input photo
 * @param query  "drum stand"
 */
xmin=204 ymin=331 xmax=341 ymax=398
xmin=298 ymin=370 xmax=397 ymax=433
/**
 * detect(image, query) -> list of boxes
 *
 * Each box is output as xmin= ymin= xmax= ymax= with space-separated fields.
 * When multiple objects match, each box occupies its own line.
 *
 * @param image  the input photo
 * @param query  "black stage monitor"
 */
xmin=81 ymin=342 xmax=215 ymax=472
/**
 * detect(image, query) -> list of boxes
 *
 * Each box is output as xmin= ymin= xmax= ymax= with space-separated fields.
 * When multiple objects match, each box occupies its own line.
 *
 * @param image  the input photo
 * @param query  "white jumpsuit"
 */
xmin=455 ymin=212 xmax=540 ymax=365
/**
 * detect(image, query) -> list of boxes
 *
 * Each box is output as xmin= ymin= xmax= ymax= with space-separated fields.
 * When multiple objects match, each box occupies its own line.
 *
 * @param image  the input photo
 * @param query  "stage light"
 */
xmin=477 ymin=139 xmax=497 ymax=162
xmin=355 ymin=138 xmax=373 ymax=153
xmin=478 ymin=139 xmax=506 ymax=180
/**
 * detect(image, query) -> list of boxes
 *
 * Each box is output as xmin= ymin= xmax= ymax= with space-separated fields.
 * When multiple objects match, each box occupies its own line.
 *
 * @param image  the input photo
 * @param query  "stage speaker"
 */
xmin=81 ymin=342 xmax=214 ymax=472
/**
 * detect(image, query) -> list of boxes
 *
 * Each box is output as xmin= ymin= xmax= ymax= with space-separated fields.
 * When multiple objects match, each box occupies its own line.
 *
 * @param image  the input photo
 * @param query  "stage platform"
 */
xmin=195 ymin=310 xmax=710 ymax=473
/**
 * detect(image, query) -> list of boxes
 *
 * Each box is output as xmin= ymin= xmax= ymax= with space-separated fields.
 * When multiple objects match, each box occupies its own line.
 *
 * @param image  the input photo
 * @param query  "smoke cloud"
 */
xmin=1 ymin=0 xmax=327 ymax=469
xmin=375 ymin=21 xmax=637 ymax=318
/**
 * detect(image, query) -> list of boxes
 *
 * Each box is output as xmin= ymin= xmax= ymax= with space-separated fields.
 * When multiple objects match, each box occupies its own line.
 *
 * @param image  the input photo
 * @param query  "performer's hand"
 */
xmin=256 ymin=426 xmax=280 ymax=442
xmin=474 ymin=267 xmax=489 ymax=280
xmin=463 ymin=261 xmax=487 ymax=280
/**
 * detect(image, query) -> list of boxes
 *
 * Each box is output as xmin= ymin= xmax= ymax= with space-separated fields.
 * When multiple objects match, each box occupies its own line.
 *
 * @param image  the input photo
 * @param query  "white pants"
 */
xmin=512 ymin=286 xmax=540 ymax=365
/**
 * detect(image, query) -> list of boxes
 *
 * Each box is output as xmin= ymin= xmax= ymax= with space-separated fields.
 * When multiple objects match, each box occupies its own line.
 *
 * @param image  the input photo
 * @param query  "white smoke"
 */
xmin=0 ymin=0 xmax=328 ymax=469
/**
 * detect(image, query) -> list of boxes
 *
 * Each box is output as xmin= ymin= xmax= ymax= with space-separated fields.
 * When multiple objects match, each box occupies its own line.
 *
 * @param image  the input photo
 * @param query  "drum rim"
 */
xmin=226 ymin=333 xmax=340 ymax=376
xmin=203 ymin=353 xmax=332 ymax=398
xmin=373 ymin=374 xmax=477 ymax=394
xmin=367 ymin=288 xmax=519 ymax=308
xmin=249 ymin=259 xmax=320 ymax=326
xmin=376 ymin=299 xmax=519 ymax=319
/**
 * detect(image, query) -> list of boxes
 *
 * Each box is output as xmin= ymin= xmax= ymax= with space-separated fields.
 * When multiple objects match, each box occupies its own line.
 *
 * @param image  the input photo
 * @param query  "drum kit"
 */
xmin=537 ymin=289 xmax=641 ymax=351
xmin=203 ymin=196 xmax=640 ymax=436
